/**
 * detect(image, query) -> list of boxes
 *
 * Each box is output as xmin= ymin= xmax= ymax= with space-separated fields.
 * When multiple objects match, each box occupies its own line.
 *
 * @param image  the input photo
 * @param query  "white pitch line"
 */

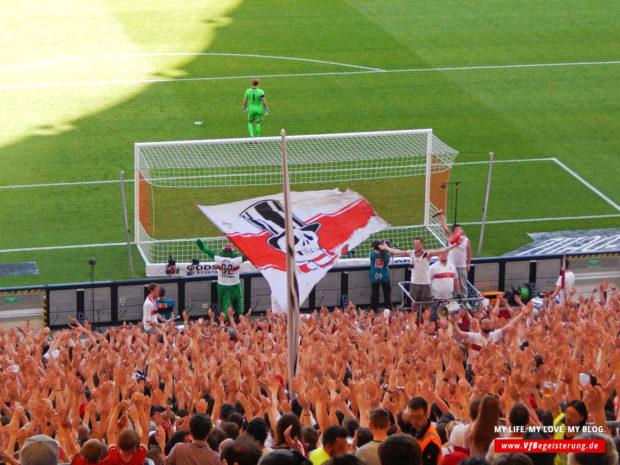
xmin=453 ymin=158 xmax=554 ymax=166
xmin=0 ymin=52 xmax=384 ymax=73
xmin=0 ymin=236 xmax=212 ymax=254
xmin=0 ymin=242 xmax=130 ymax=253
xmin=0 ymin=158 xmax=552 ymax=189
xmin=0 ymin=60 xmax=617 ymax=90
xmin=0 ymin=179 xmax=126 ymax=189
xmin=387 ymin=60 xmax=620 ymax=74
xmin=0 ymin=71 xmax=376 ymax=90
xmin=459 ymin=214 xmax=620 ymax=226
xmin=551 ymin=158 xmax=620 ymax=212
xmin=2 ymin=213 xmax=619 ymax=254
xmin=455 ymin=157 xmax=620 ymax=214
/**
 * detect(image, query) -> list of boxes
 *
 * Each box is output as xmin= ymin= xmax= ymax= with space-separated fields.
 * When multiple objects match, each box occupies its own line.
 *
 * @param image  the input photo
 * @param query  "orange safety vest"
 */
xmin=418 ymin=424 xmax=443 ymax=465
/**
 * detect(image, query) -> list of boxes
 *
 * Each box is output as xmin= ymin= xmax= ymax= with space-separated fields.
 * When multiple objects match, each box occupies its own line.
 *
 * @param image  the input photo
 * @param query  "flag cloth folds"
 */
xmin=198 ymin=189 xmax=388 ymax=313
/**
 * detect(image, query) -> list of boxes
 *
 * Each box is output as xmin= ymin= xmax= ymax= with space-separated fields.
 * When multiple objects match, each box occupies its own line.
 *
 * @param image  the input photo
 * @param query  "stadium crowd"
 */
xmin=0 ymin=280 xmax=619 ymax=465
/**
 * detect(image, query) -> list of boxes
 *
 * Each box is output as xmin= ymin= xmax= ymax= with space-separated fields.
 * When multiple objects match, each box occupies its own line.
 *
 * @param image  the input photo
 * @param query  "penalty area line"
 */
xmin=0 ymin=179 xmax=126 ymax=189
xmin=0 ymin=60 xmax=618 ymax=90
xmin=0 ymin=242 xmax=131 ymax=254
xmin=550 ymin=158 xmax=620 ymax=212
xmin=0 ymin=236 xmax=215 ymax=254
xmin=2 ymin=215 xmax=620 ymax=254
xmin=453 ymin=158 xmax=554 ymax=166
xmin=0 ymin=158 xmax=555 ymax=189
xmin=0 ymin=179 xmax=127 ymax=189
xmin=0 ymin=52 xmax=384 ymax=73
xmin=454 ymin=157 xmax=620 ymax=214
xmin=459 ymin=213 xmax=620 ymax=226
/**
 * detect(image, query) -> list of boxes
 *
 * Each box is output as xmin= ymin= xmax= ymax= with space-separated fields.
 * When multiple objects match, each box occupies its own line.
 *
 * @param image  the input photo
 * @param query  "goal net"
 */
xmin=135 ymin=129 xmax=458 ymax=275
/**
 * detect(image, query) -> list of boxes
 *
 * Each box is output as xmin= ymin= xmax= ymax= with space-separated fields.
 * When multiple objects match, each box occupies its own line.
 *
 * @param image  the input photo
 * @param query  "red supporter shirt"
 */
xmin=102 ymin=445 xmax=147 ymax=465
xmin=59 ymin=447 xmax=68 ymax=464
xmin=72 ymin=454 xmax=100 ymax=465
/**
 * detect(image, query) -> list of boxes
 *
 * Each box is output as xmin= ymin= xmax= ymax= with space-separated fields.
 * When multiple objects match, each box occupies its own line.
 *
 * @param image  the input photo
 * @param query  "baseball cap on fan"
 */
xmin=449 ymin=423 xmax=467 ymax=448
xmin=20 ymin=434 xmax=59 ymax=465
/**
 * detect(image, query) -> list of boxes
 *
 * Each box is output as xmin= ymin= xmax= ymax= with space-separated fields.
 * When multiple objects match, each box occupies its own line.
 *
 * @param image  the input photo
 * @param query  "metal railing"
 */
xmin=0 ymin=251 xmax=617 ymax=330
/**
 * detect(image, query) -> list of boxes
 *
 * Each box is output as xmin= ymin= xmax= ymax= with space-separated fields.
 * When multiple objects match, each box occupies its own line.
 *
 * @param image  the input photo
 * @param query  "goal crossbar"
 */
xmin=135 ymin=128 xmax=435 ymax=147
xmin=135 ymin=129 xmax=458 ymax=275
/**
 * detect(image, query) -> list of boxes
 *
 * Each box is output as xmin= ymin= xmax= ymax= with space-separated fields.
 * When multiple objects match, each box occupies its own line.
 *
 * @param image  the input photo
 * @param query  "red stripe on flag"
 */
xmin=227 ymin=199 xmax=376 ymax=272
xmin=305 ymin=197 xmax=364 ymax=223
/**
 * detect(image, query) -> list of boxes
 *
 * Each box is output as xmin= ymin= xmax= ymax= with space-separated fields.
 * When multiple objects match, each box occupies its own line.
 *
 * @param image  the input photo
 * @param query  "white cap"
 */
xmin=449 ymin=423 xmax=467 ymax=448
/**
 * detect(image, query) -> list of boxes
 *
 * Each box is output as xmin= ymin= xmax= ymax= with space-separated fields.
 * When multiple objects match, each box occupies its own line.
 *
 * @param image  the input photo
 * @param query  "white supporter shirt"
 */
xmin=555 ymin=271 xmax=575 ymax=303
xmin=142 ymin=295 xmax=158 ymax=330
xmin=464 ymin=329 xmax=503 ymax=359
xmin=271 ymin=294 xmax=285 ymax=315
xmin=430 ymin=261 xmax=457 ymax=299
xmin=411 ymin=250 xmax=431 ymax=285
xmin=214 ymin=255 xmax=243 ymax=286
xmin=449 ymin=236 xmax=469 ymax=268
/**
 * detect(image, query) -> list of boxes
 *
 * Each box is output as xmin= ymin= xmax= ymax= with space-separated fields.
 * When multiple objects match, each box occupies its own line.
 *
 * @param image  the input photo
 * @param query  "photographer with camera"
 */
xmin=370 ymin=240 xmax=393 ymax=311
xmin=156 ymin=287 xmax=175 ymax=321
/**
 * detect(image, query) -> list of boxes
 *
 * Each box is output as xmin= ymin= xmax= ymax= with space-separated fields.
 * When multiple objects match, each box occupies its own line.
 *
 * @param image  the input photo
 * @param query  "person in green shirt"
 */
xmin=196 ymin=240 xmax=246 ymax=321
xmin=156 ymin=287 xmax=175 ymax=321
xmin=242 ymin=78 xmax=269 ymax=137
xmin=552 ymin=400 xmax=588 ymax=465
xmin=369 ymin=240 xmax=392 ymax=310
xmin=309 ymin=425 xmax=348 ymax=465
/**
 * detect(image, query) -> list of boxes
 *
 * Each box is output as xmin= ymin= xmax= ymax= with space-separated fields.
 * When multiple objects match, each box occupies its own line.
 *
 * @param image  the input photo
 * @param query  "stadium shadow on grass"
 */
xmin=0 ymin=0 xmax=618 ymax=286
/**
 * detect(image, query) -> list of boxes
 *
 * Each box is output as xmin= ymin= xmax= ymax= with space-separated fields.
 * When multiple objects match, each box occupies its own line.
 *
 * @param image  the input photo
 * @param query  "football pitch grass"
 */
xmin=0 ymin=0 xmax=619 ymax=287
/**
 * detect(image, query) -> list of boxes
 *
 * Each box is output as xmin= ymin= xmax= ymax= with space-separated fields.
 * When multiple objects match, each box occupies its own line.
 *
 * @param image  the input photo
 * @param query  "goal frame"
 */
xmin=135 ymin=129 xmax=453 ymax=276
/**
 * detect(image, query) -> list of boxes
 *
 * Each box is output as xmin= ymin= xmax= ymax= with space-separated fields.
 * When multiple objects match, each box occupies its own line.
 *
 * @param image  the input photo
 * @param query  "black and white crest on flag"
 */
xmin=240 ymin=199 xmax=335 ymax=271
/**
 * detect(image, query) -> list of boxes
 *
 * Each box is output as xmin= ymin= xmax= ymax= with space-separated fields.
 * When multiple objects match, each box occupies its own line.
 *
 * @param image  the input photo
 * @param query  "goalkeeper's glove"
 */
xmin=242 ymin=106 xmax=247 ymax=111
xmin=196 ymin=239 xmax=204 ymax=249
xmin=265 ymin=107 xmax=269 ymax=114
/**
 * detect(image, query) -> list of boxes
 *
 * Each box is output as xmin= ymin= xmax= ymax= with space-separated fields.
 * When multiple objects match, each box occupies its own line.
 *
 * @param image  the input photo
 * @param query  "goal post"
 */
xmin=135 ymin=129 xmax=458 ymax=276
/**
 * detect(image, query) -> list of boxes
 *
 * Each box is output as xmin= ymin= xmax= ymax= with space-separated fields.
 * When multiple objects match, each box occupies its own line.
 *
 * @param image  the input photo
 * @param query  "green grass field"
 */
xmin=1 ymin=0 xmax=619 ymax=287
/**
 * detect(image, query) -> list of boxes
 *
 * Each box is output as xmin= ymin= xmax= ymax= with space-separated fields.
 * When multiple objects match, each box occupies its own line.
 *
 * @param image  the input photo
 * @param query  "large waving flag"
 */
xmin=198 ymin=189 xmax=388 ymax=312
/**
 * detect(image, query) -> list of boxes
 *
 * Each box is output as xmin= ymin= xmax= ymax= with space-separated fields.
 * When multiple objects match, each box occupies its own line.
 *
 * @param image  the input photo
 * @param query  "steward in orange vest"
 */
xmin=404 ymin=397 xmax=442 ymax=465
xmin=414 ymin=420 xmax=442 ymax=465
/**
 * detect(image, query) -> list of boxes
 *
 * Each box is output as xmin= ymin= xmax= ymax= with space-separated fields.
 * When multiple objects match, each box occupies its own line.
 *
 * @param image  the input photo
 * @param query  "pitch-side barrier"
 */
xmin=0 ymin=252 xmax=617 ymax=330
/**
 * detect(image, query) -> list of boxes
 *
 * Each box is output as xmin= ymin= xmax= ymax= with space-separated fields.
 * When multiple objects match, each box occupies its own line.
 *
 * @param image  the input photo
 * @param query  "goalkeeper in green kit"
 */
xmin=242 ymin=78 xmax=269 ymax=137
xmin=196 ymin=240 xmax=246 ymax=321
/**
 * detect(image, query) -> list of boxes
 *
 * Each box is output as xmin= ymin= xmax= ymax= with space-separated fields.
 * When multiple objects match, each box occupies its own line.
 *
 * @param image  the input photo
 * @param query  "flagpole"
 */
xmin=281 ymin=128 xmax=300 ymax=400
xmin=561 ymin=254 xmax=566 ymax=296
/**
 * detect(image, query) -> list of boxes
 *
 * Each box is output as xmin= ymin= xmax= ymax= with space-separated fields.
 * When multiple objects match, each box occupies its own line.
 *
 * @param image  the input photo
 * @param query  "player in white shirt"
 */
xmin=549 ymin=258 xmax=576 ymax=305
xmin=438 ymin=213 xmax=471 ymax=298
xmin=380 ymin=237 xmax=457 ymax=316
xmin=143 ymin=283 xmax=168 ymax=333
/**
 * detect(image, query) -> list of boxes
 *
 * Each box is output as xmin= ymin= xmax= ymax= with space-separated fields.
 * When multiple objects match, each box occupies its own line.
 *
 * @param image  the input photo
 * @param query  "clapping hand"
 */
xmin=284 ymin=424 xmax=304 ymax=454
